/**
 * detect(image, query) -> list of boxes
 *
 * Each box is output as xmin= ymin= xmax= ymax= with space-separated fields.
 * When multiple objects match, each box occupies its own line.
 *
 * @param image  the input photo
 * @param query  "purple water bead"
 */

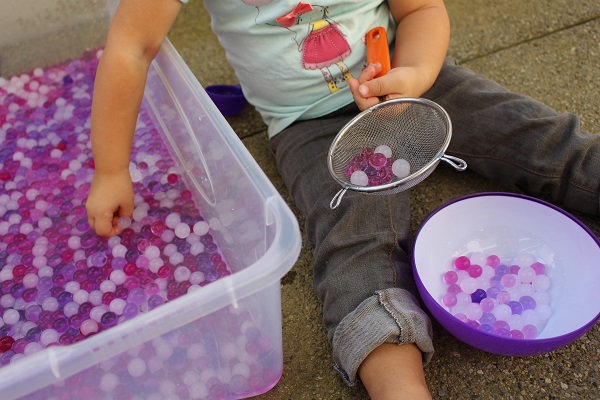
xmin=507 ymin=300 xmax=523 ymax=315
xmin=470 ymin=289 xmax=487 ymax=303
xmin=100 ymin=311 xmax=118 ymax=328
xmin=519 ymin=295 xmax=537 ymax=310
xmin=479 ymin=312 xmax=496 ymax=326
xmin=494 ymin=264 xmax=509 ymax=277
xmin=122 ymin=303 xmax=139 ymax=319
xmin=147 ymin=295 xmax=164 ymax=310
xmin=479 ymin=324 xmax=495 ymax=334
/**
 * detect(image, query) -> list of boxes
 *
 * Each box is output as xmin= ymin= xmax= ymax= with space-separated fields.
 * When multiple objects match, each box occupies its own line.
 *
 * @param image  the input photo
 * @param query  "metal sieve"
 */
xmin=328 ymin=97 xmax=467 ymax=209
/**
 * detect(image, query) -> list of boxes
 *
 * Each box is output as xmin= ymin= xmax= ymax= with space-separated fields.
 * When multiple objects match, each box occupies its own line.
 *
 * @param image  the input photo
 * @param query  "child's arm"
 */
xmin=86 ymin=0 xmax=182 ymax=237
xmin=349 ymin=0 xmax=450 ymax=110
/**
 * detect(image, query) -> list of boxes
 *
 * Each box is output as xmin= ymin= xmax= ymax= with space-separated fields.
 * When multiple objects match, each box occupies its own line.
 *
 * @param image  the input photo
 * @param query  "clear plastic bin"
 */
xmin=0 ymin=1 xmax=301 ymax=399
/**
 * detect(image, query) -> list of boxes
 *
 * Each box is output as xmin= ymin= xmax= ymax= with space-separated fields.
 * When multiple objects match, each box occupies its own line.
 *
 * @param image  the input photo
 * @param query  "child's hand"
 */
xmin=86 ymin=169 xmax=134 ymax=238
xmin=349 ymin=63 xmax=429 ymax=111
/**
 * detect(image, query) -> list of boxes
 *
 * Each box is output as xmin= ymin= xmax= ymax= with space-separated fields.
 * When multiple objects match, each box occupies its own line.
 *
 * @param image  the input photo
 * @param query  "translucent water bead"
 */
xmin=344 ymin=146 xmax=409 ymax=187
xmin=350 ymin=170 xmax=368 ymax=186
xmin=391 ymin=159 xmax=410 ymax=179
xmin=441 ymin=252 xmax=553 ymax=339
xmin=0 ymin=49 xmax=235 ymax=364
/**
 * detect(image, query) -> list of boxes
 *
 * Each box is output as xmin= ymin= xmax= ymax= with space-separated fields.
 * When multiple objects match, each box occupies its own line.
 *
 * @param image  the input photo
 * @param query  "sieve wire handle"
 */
xmin=330 ymin=188 xmax=347 ymax=209
xmin=440 ymin=155 xmax=468 ymax=171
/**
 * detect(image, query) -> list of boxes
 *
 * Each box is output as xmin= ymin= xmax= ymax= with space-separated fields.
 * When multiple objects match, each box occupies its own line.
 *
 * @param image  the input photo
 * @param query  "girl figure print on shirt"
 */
xmin=276 ymin=2 xmax=353 ymax=93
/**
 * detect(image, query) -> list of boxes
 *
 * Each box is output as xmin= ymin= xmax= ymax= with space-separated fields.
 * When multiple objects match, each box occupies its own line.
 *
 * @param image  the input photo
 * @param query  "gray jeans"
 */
xmin=269 ymin=57 xmax=600 ymax=385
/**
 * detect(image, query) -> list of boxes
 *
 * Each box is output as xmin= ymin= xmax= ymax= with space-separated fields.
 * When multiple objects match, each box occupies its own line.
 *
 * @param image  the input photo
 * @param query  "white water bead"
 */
xmin=506 ymin=314 xmax=525 ymax=330
xmin=144 ymin=245 xmax=161 ymax=260
xmin=193 ymin=221 xmax=210 ymax=236
xmin=40 ymin=329 xmax=59 ymax=346
xmin=350 ymin=170 xmax=368 ymax=186
xmin=165 ymin=212 xmax=181 ymax=229
xmin=536 ymin=304 xmax=552 ymax=320
xmin=109 ymin=270 xmax=127 ymax=285
xmin=374 ymin=144 xmax=392 ymax=158
xmin=492 ymin=304 xmax=512 ymax=321
xmin=515 ymin=252 xmax=536 ymax=268
xmin=532 ymin=275 xmax=551 ymax=292
xmin=391 ymin=158 xmax=410 ymax=178
xmin=127 ymin=357 xmax=147 ymax=377
xmin=99 ymin=280 xmax=116 ymax=293
xmin=189 ymin=242 xmax=205 ymax=256
xmin=531 ymin=292 xmax=551 ymax=307
xmin=174 ymin=222 xmax=191 ymax=239
xmin=469 ymin=252 xmax=486 ymax=266
xmin=163 ymin=243 xmax=178 ymax=257
xmin=73 ymin=289 xmax=90 ymax=304
xmin=112 ymin=244 xmax=128 ymax=258
xmin=109 ymin=299 xmax=127 ymax=315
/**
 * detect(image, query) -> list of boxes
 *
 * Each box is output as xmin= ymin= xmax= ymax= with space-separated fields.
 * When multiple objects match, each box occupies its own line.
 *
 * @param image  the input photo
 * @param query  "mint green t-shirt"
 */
xmin=200 ymin=1 xmax=394 ymax=137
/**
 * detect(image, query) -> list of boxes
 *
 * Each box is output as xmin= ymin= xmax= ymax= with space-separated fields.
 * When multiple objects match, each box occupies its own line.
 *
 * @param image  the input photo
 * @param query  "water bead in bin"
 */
xmin=0 ymin=49 xmax=271 ymax=385
xmin=204 ymin=84 xmax=248 ymax=116
xmin=413 ymin=192 xmax=600 ymax=356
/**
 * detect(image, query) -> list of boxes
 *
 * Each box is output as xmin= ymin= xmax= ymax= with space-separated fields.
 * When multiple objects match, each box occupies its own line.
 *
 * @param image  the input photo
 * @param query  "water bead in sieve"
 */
xmin=391 ymin=159 xmax=410 ymax=179
xmin=368 ymin=152 xmax=388 ymax=169
xmin=350 ymin=170 xmax=368 ymax=186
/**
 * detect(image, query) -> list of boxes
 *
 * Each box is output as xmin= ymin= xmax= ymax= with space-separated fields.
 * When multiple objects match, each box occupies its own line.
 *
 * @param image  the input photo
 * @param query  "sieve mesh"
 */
xmin=328 ymin=98 xmax=452 ymax=196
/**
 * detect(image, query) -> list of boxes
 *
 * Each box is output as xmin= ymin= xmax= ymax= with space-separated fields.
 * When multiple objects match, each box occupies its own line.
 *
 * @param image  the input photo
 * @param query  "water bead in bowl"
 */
xmin=441 ymin=252 xmax=554 ymax=339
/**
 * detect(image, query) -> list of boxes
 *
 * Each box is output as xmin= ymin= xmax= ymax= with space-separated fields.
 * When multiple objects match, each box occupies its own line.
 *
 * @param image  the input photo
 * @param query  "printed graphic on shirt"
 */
xmin=242 ymin=1 xmax=354 ymax=94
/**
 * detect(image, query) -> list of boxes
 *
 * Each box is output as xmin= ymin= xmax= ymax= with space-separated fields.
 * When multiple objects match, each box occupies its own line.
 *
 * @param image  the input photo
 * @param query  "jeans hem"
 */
xmin=331 ymin=288 xmax=434 ymax=386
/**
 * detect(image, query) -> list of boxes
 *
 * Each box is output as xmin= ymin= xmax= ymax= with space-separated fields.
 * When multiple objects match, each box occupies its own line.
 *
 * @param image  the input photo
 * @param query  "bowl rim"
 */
xmin=411 ymin=191 xmax=600 ymax=353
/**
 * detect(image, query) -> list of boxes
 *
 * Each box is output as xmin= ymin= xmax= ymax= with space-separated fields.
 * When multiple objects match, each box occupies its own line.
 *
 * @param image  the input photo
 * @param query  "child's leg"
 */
xmin=359 ymin=343 xmax=431 ymax=400
xmin=270 ymin=105 xmax=434 ymax=392
xmin=424 ymin=57 xmax=600 ymax=217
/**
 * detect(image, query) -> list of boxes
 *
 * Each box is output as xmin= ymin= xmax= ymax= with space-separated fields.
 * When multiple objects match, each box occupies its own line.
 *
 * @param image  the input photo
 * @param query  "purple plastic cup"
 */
xmin=205 ymin=84 xmax=248 ymax=116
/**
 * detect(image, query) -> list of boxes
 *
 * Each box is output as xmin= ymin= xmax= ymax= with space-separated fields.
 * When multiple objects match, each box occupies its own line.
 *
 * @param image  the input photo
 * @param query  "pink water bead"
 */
xmin=454 ymin=256 xmax=470 ymax=270
xmin=522 ymin=324 xmax=538 ymax=339
xmin=486 ymin=254 xmax=501 ymax=268
xmin=467 ymin=264 xmax=482 ymax=278
xmin=443 ymin=271 xmax=458 ymax=285
xmin=500 ymin=273 xmax=517 ymax=288
xmin=368 ymin=152 xmax=388 ymax=169
xmin=530 ymin=262 xmax=546 ymax=275
xmin=479 ymin=298 xmax=495 ymax=313
xmin=442 ymin=293 xmax=457 ymax=307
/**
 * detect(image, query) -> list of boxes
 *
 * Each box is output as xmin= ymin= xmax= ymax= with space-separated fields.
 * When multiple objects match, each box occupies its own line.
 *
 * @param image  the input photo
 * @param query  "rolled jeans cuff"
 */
xmin=331 ymin=288 xmax=435 ymax=386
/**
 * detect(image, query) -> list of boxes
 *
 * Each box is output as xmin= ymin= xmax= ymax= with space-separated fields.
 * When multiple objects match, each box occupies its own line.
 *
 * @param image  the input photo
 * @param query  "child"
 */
xmin=86 ymin=0 xmax=600 ymax=398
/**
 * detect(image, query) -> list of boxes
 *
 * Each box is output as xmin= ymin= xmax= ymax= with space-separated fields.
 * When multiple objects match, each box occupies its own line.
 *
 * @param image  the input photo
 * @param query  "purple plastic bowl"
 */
xmin=205 ymin=84 xmax=248 ymax=116
xmin=412 ymin=192 xmax=600 ymax=356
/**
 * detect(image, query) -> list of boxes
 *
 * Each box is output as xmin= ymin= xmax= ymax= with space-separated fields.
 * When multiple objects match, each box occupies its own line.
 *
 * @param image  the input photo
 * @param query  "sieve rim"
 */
xmin=327 ymin=97 xmax=453 ymax=193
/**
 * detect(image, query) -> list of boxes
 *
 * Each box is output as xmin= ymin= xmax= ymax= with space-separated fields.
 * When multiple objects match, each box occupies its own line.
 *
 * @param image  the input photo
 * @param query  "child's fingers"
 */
xmin=93 ymin=212 xmax=118 ymax=238
xmin=349 ymin=77 xmax=380 ymax=111
xmin=357 ymin=74 xmax=394 ymax=100
xmin=357 ymin=63 xmax=382 ymax=84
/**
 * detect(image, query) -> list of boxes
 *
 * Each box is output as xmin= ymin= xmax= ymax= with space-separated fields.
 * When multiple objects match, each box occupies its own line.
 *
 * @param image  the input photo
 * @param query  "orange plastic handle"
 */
xmin=366 ymin=26 xmax=391 ymax=78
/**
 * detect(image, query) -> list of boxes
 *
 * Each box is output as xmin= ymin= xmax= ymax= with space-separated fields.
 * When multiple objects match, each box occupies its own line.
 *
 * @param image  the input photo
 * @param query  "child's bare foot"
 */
xmin=358 ymin=343 xmax=432 ymax=400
